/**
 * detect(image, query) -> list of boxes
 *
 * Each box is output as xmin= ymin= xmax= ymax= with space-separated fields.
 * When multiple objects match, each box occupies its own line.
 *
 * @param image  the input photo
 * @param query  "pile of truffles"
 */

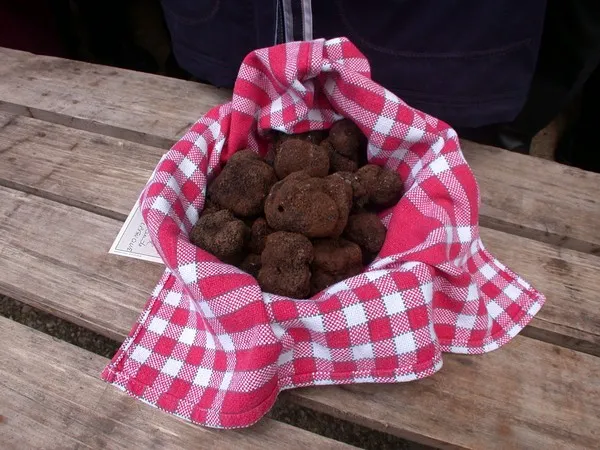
xmin=189 ymin=119 xmax=402 ymax=298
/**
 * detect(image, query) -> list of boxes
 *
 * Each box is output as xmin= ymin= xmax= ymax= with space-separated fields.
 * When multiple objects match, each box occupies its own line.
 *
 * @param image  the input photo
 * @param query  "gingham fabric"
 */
xmin=102 ymin=38 xmax=545 ymax=429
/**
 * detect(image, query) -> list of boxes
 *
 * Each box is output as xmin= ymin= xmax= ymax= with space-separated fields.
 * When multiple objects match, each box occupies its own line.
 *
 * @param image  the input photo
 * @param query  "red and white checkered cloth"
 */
xmin=102 ymin=38 xmax=545 ymax=429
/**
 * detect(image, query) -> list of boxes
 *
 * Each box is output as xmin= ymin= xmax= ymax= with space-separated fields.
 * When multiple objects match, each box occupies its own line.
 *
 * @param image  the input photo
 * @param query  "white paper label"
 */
xmin=109 ymin=200 xmax=163 ymax=264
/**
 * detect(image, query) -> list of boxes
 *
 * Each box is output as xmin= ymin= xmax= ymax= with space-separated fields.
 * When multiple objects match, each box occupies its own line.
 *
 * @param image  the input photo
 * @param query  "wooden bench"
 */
xmin=1 ymin=47 xmax=599 ymax=449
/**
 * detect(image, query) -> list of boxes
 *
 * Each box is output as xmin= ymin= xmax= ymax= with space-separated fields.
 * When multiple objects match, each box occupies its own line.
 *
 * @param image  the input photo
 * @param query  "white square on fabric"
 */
xmin=193 ymin=135 xmax=207 ymax=151
xmin=430 ymin=156 xmax=450 ymax=175
xmin=467 ymin=282 xmax=479 ymax=301
xmin=456 ymin=313 xmax=477 ymax=329
xmin=406 ymin=125 xmax=424 ymax=142
xmin=199 ymin=301 xmax=215 ymax=318
xmin=217 ymin=334 xmax=235 ymax=351
xmin=185 ymin=204 xmax=199 ymax=225
xmin=301 ymin=315 xmax=325 ymax=332
xmin=166 ymin=175 xmax=180 ymax=193
xmin=164 ymin=291 xmax=182 ymax=306
xmin=343 ymin=303 xmax=368 ymax=327
xmin=504 ymin=284 xmax=521 ymax=301
xmin=148 ymin=317 xmax=168 ymax=334
xmin=374 ymin=115 xmax=395 ymax=135
xmin=457 ymin=226 xmax=472 ymax=243
xmin=419 ymin=282 xmax=434 ymax=303
xmin=383 ymin=292 xmax=406 ymax=315
xmin=179 ymin=263 xmax=198 ymax=284
xmin=178 ymin=156 xmax=197 ymax=178
xmin=179 ymin=327 xmax=196 ymax=345
xmin=351 ymin=343 xmax=374 ymax=360
xmin=131 ymin=345 xmax=151 ymax=364
xmin=193 ymin=367 xmax=212 ymax=387
xmin=208 ymin=121 xmax=221 ymax=140
xmin=431 ymin=137 xmax=444 ymax=154
xmin=162 ymin=358 xmax=183 ymax=377
xmin=312 ymin=342 xmax=332 ymax=360
xmin=151 ymin=196 xmax=171 ymax=215
xmin=394 ymin=332 xmax=417 ymax=354
xmin=271 ymin=97 xmax=283 ymax=113
xmin=410 ymin=160 xmax=423 ymax=179
xmin=364 ymin=270 xmax=387 ymax=282
xmin=487 ymin=301 xmax=503 ymax=319
xmin=278 ymin=350 xmax=294 ymax=366
xmin=326 ymin=281 xmax=348 ymax=294
xmin=480 ymin=263 xmax=497 ymax=281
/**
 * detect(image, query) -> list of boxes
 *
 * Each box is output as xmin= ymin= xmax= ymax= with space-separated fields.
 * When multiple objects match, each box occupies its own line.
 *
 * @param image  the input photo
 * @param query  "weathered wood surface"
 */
xmin=0 ymin=112 xmax=163 ymax=219
xmin=1 ymin=117 xmax=598 ymax=354
xmin=1 ymin=48 xmax=600 ymax=253
xmin=0 ymin=47 xmax=228 ymax=150
xmin=2 ymin=47 xmax=600 ymax=449
xmin=1 ymin=187 xmax=600 ymax=449
xmin=462 ymin=140 xmax=600 ymax=255
xmin=291 ymin=337 xmax=600 ymax=449
xmin=0 ymin=316 xmax=356 ymax=450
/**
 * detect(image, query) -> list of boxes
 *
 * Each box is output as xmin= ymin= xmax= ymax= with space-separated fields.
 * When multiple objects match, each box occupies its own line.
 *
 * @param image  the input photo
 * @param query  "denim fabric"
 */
xmin=161 ymin=0 xmax=546 ymax=127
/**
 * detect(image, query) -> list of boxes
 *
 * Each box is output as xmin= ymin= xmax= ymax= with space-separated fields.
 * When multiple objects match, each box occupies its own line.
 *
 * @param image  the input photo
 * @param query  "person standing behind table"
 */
xmin=159 ymin=0 xmax=546 ymax=129
xmin=460 ymin=1 xmax=600 ymax=172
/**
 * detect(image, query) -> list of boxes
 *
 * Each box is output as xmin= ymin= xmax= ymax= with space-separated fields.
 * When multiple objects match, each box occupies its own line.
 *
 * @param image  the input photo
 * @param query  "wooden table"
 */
xmin=1 ymin=46 xmax=599 ymax=449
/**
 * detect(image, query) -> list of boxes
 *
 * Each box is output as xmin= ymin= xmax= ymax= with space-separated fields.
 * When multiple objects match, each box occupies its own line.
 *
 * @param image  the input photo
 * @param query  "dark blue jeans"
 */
xmin=160 ymin=0 xmax=546 ymax=128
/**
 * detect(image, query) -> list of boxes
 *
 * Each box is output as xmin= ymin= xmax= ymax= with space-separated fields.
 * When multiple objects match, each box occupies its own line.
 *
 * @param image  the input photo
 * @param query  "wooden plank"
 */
xmin=290 ymin=337 xmax=600 ymax=449
xmin=0 ymin=316 xmax=354 ymax=450
xmin=0 ymin=47 xmax=229 ymax=150
xmin=462 ymin=140 xmax=600 ymax=255
xmin=0 ymin=117 xmax=599 ymax=353
xmin=0 ymin=188 xmax=163 ymax=342
xmin=0 ymin=112 xmax=163 ymax=220
xmin=1 ymin=50 xmax=600 ymax=253
xmin=1 ymin=191 xmax=599 ymax=449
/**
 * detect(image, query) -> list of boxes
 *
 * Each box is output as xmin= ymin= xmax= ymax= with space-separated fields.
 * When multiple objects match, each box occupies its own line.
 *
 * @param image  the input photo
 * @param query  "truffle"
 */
xmin=265 ymin=172 xmax=352 ymax=238
xmin=189 ymin=209 xmax=249 ymax=263
xmin=272 ymin=130 xmax=328 ymax=154
xmin=258 ymin=231 xmax=313 ymax=298
xmin=274 ymin=139 xmax=330 ymax=179
xmin=343 ymin=212 xmax=387 ymax=255
xmin=322 ymin=139 xmax=359 ymax=173
xmin=328 ymin=119 xmax=365 ymax=160
xmin=356 ymin=164 xmax=403 ymax=209
xmin=248 ymin=217 xmax=274 ymax=254
xmin=310 ymin=238 xmax=363 ymax=295
xmin=208 ymin=149 xmax=277 ymax=217
xmin=331 ymin=171 xmax=367 ymax=202
xmin=201 ymin=197 xmax=222 ymax=216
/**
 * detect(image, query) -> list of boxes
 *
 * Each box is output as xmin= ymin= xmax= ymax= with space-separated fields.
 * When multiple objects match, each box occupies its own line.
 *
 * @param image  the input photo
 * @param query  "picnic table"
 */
xmin=1 ymin=46 xmax=599 ymax=449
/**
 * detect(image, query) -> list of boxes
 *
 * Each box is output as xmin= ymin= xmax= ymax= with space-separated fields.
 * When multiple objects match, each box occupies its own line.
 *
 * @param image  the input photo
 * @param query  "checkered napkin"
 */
xmin=102 ymin=38 xmax=545 ymax=429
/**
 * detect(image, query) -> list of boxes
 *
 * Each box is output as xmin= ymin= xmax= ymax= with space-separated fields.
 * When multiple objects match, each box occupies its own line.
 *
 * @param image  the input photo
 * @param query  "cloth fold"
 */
xmin=102 ymin=37 xmax=544 ymax=429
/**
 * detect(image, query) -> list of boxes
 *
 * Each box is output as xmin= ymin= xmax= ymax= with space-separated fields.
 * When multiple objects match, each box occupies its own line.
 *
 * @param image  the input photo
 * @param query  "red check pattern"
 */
xmin=102 ymin=38 xmax=545 ymax=428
